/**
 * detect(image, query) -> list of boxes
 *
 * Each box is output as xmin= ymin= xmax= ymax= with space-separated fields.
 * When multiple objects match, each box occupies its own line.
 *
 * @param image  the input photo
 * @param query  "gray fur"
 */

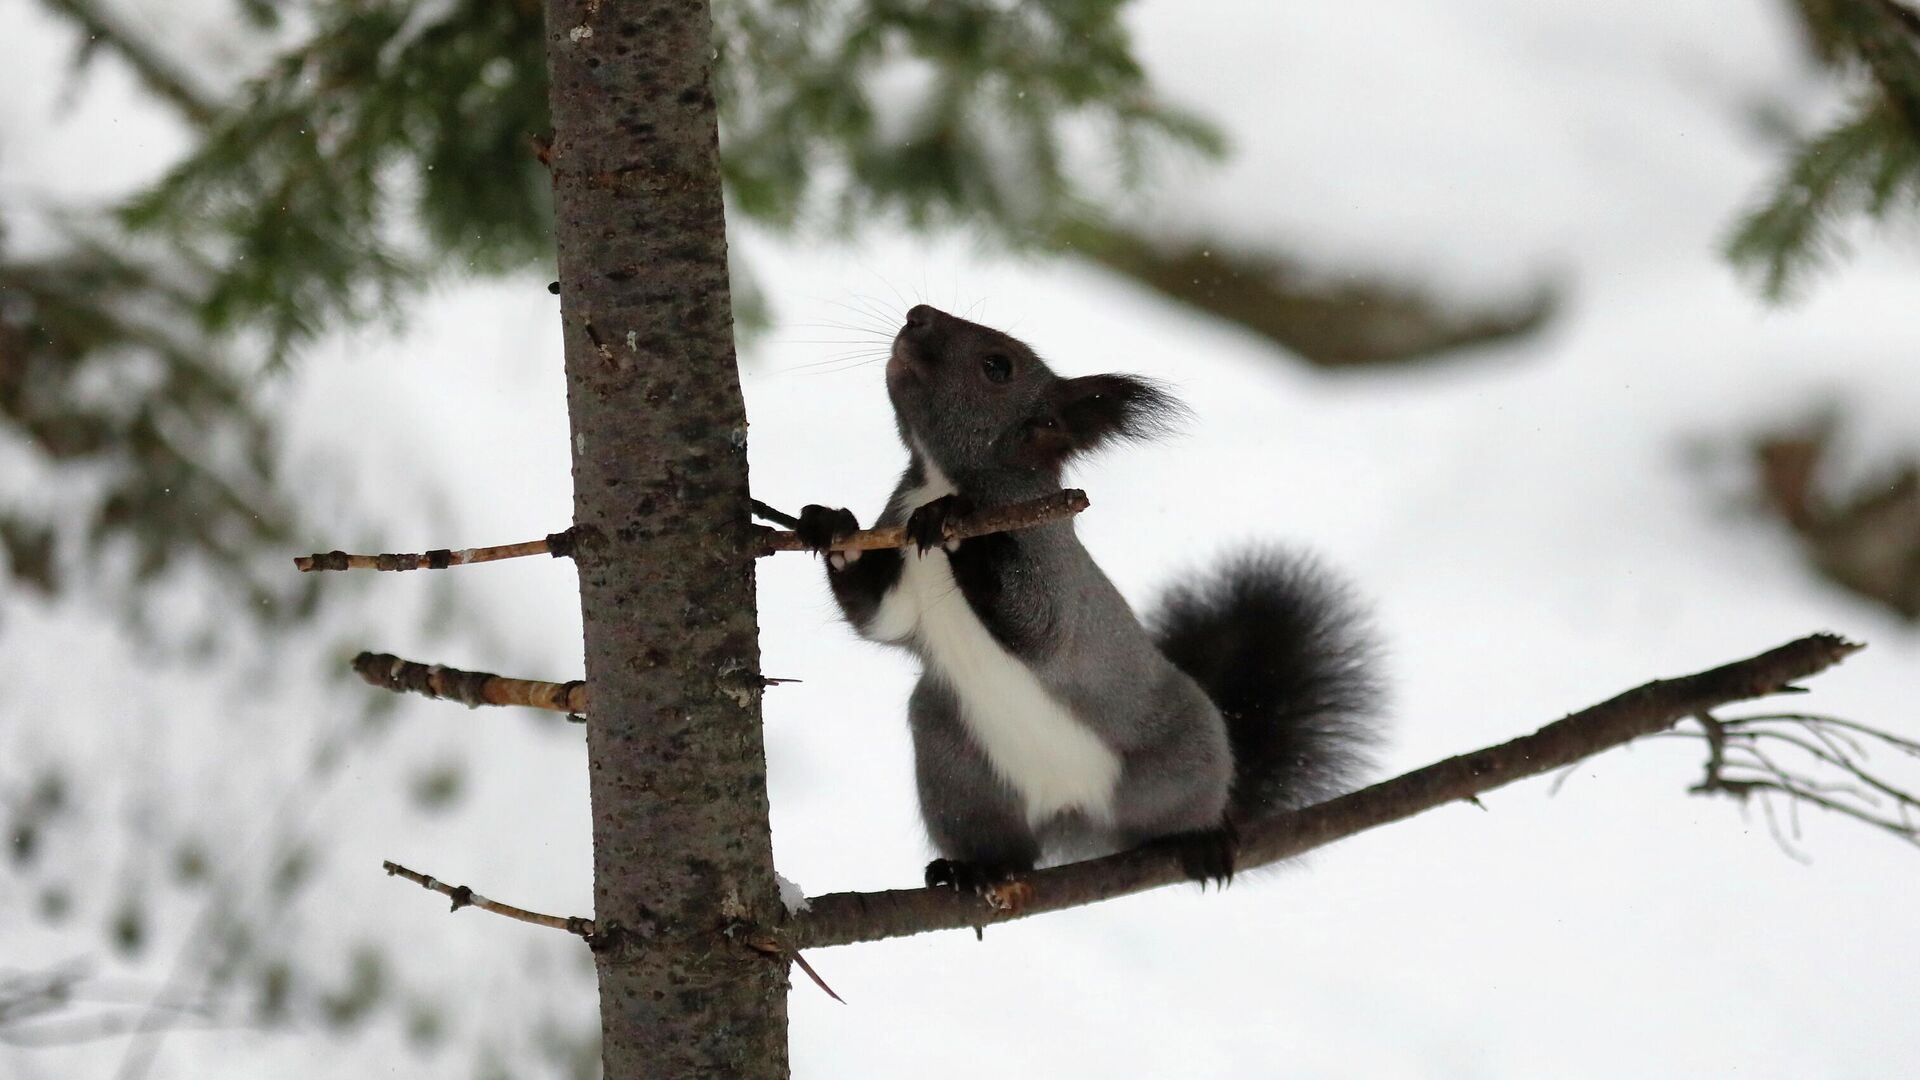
xmin=867 ymin=464 xmax=1231 ymax=865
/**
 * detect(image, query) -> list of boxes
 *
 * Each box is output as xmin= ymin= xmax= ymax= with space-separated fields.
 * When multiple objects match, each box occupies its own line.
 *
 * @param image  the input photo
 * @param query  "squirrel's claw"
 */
xmin=904 ymin=494 xmax=974 ymax=555
xmin=925 ymin=860 xmax=1032 ymax=913
xmin=1168 ymin=822 xmax=1239 ymax=890
xmin=795 ymin=505 xmax=859 ymax=559
xmin=925 ymin=857 xmax=1014 ymax=893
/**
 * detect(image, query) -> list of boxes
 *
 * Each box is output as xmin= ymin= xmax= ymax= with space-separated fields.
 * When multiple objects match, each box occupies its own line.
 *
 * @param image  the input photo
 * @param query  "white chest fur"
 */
xmin=866 ymin=463 xmax=1121 ymax=826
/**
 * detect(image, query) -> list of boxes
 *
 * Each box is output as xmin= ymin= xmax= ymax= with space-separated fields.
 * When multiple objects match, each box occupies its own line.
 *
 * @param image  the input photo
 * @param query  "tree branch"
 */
xmin=38 ymin=0 xmax=219 ymax=126
xmin=1684 ymin=711 xmax=1920 ymax=851
xmin=380 ymin=861 xmax=847 ymax=1001
xmin=785 ymin=633 xmax=1866 ymax=950
xmin=349 ymin=651 xmax=795 ymax=714
xmin=755 ymin=488 xmax=1090 ymax=554
xmin=351 ymin=652 xmax=588 ymax=714
xmin=1056 ymin=219 xmax=1558 ymax=368
xmin=296 ymin=489 xmax=1089 ymax=571
xmin=296 ymin=529 xmax=579 ymax=572
xmin=382 ymin=860 xmax=595 ymax=936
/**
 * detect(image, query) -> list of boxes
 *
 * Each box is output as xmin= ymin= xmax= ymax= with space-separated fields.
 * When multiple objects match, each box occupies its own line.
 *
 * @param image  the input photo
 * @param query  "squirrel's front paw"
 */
xmin=795 ymin=505 xmax=860 ymax=566
xmin=904 ymin=494 xmax=974 ymax=555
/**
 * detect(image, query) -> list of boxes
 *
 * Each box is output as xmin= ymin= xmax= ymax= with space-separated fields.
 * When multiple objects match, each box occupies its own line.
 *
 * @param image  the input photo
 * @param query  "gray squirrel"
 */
xmin=795 ymin=304 xmax=1381 ymax=891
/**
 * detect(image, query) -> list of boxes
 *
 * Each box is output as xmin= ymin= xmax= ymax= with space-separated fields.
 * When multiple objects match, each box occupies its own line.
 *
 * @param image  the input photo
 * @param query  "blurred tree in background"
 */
xmin=5 ymin=0 xmax=1919 ymax=1072
xmin=6 ymin=0 xmax=1222 ymax=628
xmin=1732 ymin=0 xmax=1920 ymax=297
xmin=1728 ymin=1 xmax=1920 ymax=624
xmin=7 ymin=0 xmax=1916 ymax=640
xmin=3 ymin=0 xmax=1612 ymax=634
xmin=2 ymin=0 xmax=1225 ymax=1072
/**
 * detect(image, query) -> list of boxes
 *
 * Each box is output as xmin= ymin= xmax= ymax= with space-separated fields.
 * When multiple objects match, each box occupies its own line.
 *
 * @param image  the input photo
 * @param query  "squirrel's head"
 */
xmin=886 ymin=304 xmax=1183 ymax=481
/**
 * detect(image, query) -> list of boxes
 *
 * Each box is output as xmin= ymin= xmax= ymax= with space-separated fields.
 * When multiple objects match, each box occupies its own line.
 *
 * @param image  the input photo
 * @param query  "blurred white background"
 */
xmin=4 ymin=1 xmax=1918 ymax=1077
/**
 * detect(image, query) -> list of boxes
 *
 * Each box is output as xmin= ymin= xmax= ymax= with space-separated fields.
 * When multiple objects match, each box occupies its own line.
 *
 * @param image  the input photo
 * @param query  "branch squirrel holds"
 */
xmin=796 ymin=304 xmax=1383 ymax=892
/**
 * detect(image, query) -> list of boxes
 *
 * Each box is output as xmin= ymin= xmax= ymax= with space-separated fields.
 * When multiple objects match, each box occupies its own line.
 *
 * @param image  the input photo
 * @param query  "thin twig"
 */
xmin=349 ymin=651 xmax=792 ymax=714
xmin=1707 ymin=774 xmax=1920 ymax=848
xmin=383 ymin=863 xmax=845 ymax=1001
xmin=1682 ymin=708 xmax=1920 ymax=852
xmin=382 ymin=861 xmax=595 ymax=936
xmin=296 ymin=529 xmax=579 ymax=572
xmin=1753 ymin=785 xmax=1811 ymax=862
xmin=1731 ymin=713 xmax=1920 ymax=757
xmin=351 ymin=653 xmax=588 ymax=714
xmin=757 ymin=489 xmax=1090 ymax=554
xmin=1781 ymin=716 xmax=1874 ymax=766
xmin=731 ymin=926 xmax=845 ymax=1004
xmin=783 ymin=633 xmax=1866 ymax=951
xmin=1727 ymin=742 xmax=1870 ymax=803
xmin=1546 ymin=760 xmax=1584 ymax=795
xmin=789 ymin=953 xmax=843 ymax=1004
xmin=1742 ymin=729 xmax=1920 ymax=810
xmin=295 ymin=490 xmax=1091 ymax=572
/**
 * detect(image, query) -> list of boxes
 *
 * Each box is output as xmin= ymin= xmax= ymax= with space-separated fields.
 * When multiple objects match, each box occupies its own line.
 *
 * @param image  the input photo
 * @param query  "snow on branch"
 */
xmin=782 ymin=633 xmax=1869 ymax=950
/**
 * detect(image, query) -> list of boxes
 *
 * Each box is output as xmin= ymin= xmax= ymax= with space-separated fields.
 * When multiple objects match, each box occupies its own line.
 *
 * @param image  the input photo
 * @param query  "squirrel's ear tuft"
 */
xmin=1025 ymin=374 xmax=1186 ymax=464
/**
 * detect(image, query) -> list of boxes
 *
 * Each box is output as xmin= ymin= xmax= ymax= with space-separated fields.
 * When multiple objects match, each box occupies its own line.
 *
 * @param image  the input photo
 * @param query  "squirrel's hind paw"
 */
xmin=924 ymin=858 xmax=1032 ymax=913
xmin=1165 ymin=822 xmax=1239 ymax=890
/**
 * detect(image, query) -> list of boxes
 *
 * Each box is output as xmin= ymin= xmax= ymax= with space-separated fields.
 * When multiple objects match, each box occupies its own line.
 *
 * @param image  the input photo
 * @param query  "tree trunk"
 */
xmin=542 ymin=2 xmax=789 ymax=1077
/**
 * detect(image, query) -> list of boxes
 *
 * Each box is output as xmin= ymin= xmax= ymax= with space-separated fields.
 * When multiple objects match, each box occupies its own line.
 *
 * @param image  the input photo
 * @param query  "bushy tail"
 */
xmin=1148 ymin=548 xmax=1383 ymax=820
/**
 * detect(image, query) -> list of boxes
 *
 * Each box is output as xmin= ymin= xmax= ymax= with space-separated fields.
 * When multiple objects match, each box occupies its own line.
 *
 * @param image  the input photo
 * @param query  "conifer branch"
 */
xmin=755 ymin=488 xmax=1091 ymax=554
xmin=1855 ymin=0 xmax=1920 ymax=129
xmin=351 ymin=652 xmax=588 ymax=714
xmin=349 ymin=651 xmax=793 ymax=715
xmin=785 ymin=633 xmax=1869 ymax=950
xmin=39 ymin=0 xmax=219 ymax=125
xmin=380 ymin=862 xmax=847 ymax=1001
xmin=296 ymin=529 xmax=579 ymax=572
xmin=296 ymin=490 xmax=1089 ymax=571
xmin=382 ymin=861 xmax=595 ymax=936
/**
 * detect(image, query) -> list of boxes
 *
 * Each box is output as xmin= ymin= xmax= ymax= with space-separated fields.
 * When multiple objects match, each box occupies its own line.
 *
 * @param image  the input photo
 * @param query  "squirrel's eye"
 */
xmin=981 ymin=353 xmax=1012 ymax=383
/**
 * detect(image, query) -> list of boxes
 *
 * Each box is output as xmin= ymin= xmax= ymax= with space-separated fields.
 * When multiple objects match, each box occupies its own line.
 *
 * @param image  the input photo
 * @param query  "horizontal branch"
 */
xmin=755 ymin=489 xmax=1091 ymax=554
xmin=40 ymin=0 xmax=219 ymax=126
xmin=352 ymin=652 xmax=587 ymax=714
xmin=294 ymin=490 xmax=1089 ymax=572
xmin=382 ymin=860 xmax=845 ymax=1000
xmin=382 ymin=861 xmax=594 ymax=936
xmin=785 ymin=633 xmax=1865 ymax=950
xmin=296 ymin=529 xmax=578 ymax=572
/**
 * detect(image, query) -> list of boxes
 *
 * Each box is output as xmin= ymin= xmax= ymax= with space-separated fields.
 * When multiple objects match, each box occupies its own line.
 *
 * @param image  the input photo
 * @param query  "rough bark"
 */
xmin=542 ymin=2 xmax=788 ymax=1077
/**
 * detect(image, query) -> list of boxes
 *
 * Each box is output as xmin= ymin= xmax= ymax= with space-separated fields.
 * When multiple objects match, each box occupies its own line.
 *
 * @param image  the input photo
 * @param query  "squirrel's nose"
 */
xmin=902 ymin=304 xmax=940 ymax=334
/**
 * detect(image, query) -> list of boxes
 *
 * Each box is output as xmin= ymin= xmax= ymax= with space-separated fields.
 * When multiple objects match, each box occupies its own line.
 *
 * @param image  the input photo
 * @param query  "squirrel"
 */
xmin=795 ymin=304 xmax=1382 ymax=892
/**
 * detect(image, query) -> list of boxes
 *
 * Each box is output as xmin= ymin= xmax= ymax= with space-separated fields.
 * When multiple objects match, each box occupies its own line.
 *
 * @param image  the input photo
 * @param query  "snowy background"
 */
xmin=5 ymin=1 xmax=1920 ymax=1077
